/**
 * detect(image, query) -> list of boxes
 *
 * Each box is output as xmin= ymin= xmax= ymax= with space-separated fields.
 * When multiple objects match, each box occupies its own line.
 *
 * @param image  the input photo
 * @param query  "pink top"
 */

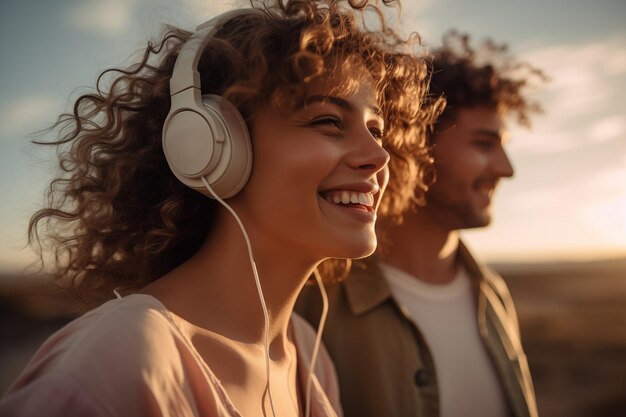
xmin=0 ymin=294 xmax=342 ymax=417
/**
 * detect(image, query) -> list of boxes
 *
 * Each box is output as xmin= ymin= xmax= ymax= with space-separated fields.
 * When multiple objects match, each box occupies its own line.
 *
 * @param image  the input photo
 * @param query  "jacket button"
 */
xmin=414 ymin=369 xmax=430 ymax=387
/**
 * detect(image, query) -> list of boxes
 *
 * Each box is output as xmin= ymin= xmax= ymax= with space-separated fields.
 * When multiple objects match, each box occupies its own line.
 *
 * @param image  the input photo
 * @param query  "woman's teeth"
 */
xmin=322 ymin=191 xmax=374 ymax=207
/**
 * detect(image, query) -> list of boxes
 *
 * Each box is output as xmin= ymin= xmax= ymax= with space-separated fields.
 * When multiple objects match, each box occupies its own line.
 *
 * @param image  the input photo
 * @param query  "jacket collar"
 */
xmin=342 ymin=241 xmax=486 ymax=315
xmin=343 ymin=257 xmax=393 ymax=315
xmin=458 ymin=240 xmax=485 ymax=297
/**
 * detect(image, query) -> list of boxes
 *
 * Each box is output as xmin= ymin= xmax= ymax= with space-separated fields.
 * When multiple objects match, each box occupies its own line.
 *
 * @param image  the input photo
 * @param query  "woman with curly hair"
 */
xmin=0 ymin=0 xmax=437 ymax=416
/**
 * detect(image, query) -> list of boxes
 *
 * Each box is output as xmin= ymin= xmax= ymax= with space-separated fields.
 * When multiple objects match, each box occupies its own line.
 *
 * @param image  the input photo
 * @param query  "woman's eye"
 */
xmin=310 ymin=116 xmax=343 ymax=130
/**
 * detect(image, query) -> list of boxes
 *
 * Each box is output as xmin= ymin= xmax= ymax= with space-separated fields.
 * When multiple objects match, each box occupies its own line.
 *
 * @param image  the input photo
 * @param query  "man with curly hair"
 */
xmin=298 ymin=32 xmax=545 ymax=417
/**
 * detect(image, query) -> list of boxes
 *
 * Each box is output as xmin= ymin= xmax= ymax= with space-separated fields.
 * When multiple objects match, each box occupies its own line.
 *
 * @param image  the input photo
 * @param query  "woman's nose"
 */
xmin=347 ymin=129 xmax=390 ymax=174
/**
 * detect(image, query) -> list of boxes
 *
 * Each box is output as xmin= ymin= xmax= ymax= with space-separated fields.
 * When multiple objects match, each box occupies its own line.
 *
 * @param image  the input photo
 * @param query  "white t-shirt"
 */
xmin=380 ymin=262 xmax=509 ymax=417
xmin=0 ymin=294 xmax=342 ymax=417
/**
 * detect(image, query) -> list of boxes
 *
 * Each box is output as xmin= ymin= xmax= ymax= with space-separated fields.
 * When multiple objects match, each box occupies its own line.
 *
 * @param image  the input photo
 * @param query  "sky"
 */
xmin=0 ymin=0 xmax=625 ymax=272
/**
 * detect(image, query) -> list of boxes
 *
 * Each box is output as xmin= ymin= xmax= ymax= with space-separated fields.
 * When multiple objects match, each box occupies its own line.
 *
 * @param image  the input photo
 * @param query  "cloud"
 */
xmin=393 ymin=0 xmax=437 ymax=39
xmin=524 ymin=34 xmax=626 ymax=77
xmin=588 ymin=115 xmax=625 ymax=144
xmin=507 ymin=34 xmax=626 ymax=155
xmin=583 ymin=164 xmax=626 ymax=197
xmin=582 ymin=194 xmax=626 ymax=248
xmin=0 ymin=96 xmax=58 ymax=136
xmin=189 ymin=0 xmax=247 ymax=14
xmin=510 ymin=161 xmax=626 ymax=214
xmin=171 ymin=0 xmax=253 ymax=23
xmin=67 ymin=0 xmax=136 ymax=35
xmin=523 ymin=37 xmax=625 ymax=121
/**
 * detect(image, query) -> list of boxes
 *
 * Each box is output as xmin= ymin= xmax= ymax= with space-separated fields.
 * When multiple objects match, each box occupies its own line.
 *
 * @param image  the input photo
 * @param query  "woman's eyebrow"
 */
xmin=301 ymin=95 xmax=383 ymax=116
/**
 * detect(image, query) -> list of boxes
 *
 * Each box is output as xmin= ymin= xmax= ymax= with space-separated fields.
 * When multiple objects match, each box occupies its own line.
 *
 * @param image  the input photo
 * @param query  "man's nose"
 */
xmin=493 ymin=146 xmax=514 ymax=178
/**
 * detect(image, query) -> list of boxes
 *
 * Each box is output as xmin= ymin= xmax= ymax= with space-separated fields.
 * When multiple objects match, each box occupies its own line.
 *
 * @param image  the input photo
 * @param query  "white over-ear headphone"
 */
xmin=162 ymin=9 xmax=258 ymax=198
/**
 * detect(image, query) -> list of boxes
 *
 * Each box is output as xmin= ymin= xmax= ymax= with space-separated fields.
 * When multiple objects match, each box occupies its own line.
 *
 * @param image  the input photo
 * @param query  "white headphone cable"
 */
xmin=305 ymin=268 xmax=329 ymax=417
xmin=200 ymin=176 xmax=277 ymax=417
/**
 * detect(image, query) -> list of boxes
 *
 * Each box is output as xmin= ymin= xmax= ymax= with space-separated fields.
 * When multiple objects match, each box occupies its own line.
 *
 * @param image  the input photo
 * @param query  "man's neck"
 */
xmin=378 ymin=209 xmax=460 ymax=285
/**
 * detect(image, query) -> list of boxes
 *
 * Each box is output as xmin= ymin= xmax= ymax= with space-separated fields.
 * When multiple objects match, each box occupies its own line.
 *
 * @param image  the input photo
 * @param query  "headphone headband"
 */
xmin=170 ymin=8 xmax=262 ymax=97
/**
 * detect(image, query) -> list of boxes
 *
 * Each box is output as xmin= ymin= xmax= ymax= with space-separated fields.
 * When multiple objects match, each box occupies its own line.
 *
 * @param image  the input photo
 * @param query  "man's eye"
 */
xmin=473 ymin=139 xmax=493 ymax=149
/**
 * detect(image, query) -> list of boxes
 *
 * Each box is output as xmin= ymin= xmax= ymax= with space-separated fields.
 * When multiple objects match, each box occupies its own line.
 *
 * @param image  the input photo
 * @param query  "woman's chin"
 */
xmin=334 ymin=237 xmax=378 ymax=260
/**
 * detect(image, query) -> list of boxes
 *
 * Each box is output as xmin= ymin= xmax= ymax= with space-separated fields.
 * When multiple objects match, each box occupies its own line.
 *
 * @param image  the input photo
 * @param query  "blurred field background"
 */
xmin=497 ymin=259 xmax=626 ymax=416
xmin=2 ymin=258 xmax=625 ymax=416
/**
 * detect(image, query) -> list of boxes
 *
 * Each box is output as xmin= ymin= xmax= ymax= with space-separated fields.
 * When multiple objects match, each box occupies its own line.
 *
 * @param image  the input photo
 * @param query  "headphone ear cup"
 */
xmin=199 ymin=94 xmax=253 ymax=198
xmin=162 ymin=93 xmax=253 ymax=199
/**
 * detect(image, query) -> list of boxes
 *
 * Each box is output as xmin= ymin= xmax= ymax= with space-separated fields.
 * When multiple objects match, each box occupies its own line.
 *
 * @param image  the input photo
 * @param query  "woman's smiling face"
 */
xmin=232 ymin=66 xmax=390 ymax=262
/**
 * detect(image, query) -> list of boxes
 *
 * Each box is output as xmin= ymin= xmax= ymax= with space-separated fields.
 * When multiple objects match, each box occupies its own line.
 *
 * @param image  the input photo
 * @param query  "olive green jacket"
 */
xmin=297 ymin=242 xmax=537 ymax=417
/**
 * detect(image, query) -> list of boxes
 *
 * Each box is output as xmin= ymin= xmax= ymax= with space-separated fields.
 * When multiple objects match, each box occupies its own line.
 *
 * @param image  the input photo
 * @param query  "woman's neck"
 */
xmin=142 ymin=208 xmax=318 ymax=359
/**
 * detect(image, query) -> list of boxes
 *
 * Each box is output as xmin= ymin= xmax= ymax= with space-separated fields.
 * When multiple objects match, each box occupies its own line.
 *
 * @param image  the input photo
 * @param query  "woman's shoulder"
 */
xmin=33 ymin=294 xmax=187 ymax=377
xmin=13 ymin=294 xmax=180 ymax=378
xmin=1 ymin=294 xmax=200 ymax=416
xmin=41 ymin=294 xmax=179 ymax=366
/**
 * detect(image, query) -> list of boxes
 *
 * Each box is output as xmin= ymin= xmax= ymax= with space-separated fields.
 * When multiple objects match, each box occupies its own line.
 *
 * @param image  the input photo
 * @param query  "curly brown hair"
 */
xmin=28 ymin=0 xmax=440 ymax=306
xmin=429 ymin=30 xmax=547 ymax=133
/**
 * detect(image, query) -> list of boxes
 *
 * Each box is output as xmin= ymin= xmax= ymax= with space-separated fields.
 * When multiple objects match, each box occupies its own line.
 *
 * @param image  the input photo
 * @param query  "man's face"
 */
xmin=425 ymin=106 xmax=514 ymax=230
